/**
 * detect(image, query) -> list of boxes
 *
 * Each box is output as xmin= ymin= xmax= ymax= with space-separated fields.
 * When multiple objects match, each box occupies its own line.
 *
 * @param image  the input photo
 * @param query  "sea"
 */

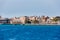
xmin=0 ymin=24 xmax=60 ymax=40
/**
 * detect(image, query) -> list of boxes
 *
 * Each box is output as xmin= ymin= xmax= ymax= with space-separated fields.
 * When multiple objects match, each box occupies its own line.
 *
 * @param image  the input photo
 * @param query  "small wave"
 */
xmin=9 ymin=38 xmax=16 ymax=40
xmin=1 ymin=29 xmax=11 ymax=31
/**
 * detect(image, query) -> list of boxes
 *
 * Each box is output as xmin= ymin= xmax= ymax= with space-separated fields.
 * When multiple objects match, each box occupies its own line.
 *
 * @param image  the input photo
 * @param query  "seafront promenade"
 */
xmin=0 ymin=16 xmax=60 ymax=24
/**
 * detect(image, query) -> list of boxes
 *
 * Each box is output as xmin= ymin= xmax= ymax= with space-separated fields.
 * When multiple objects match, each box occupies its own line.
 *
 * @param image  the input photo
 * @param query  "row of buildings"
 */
xmin=0 ymin=16 xmax=60 ymax=24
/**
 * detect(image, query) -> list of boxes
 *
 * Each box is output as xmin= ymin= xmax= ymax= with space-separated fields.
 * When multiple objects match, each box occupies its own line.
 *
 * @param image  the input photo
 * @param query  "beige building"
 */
xmin=29 ymin=16 xmax=36 ymax=21
xmin=19 ymin=16 xmax=28 ymax=24
xmin=10 ymin=17 xmax=21 ymax=24
xmin=29 ymin=16 xmax=39 ymax=24
xmin=40 ymin=16 xmax=46 ymax=24
xmin=40 ymin=16 xmax=50 ymax=24
xmin=10 ymin=16 xmax=29 ymax=24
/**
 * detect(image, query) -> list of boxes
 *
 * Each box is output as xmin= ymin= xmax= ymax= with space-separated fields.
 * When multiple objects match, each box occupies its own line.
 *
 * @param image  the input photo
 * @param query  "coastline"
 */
xmin=1 ymin=24 xmax=60 ymax=26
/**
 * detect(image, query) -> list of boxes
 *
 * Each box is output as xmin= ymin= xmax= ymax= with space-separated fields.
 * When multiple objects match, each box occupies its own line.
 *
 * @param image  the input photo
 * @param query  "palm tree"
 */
xmin=52 ymin=18 xmax=58 ymax=24
xmin=52 ymin=18 xmax=58 ymax=22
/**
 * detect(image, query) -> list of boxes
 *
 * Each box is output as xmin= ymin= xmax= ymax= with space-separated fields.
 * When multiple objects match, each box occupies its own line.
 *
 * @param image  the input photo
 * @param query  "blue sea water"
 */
xmin=0 ymin=25 xmax=60 ymax=40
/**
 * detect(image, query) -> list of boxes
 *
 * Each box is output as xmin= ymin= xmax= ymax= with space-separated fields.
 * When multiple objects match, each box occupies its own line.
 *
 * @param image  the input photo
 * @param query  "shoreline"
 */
xmin=1 ymin=24 xmax=60 ymax=25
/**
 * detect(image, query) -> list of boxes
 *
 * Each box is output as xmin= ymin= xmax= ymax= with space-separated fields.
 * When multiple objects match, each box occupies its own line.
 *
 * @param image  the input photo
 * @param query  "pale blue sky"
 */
xmin=0 ymin=0 xmax=60 ymax=18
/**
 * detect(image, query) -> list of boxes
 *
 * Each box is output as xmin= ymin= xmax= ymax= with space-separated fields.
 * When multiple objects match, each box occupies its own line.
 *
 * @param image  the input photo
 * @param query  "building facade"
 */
xmin=19 ymin=16 xmax=29 ymax=24
xmin=0 ymin=18 xmax=10 ymax=24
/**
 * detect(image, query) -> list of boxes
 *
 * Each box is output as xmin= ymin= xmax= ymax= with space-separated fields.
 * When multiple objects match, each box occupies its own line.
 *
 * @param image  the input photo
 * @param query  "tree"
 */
xmin=26 ymin=20 xmax=31 ymax=24
xmin=52 ymin=18 xmax=58 ymax=22
xmin=31 ymin=20 xmax=39 ymax=24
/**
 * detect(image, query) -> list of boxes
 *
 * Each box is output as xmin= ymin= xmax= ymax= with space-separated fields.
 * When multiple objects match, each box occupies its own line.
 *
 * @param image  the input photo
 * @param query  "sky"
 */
xmin=0 ymin=0 xmax=60 ymax=18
